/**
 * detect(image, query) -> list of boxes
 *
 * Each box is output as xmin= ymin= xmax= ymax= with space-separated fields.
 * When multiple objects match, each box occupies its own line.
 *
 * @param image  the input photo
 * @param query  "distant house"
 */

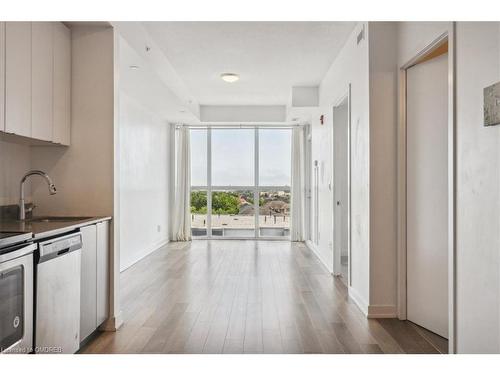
xmin=238 ymin=200 xmax=290 ymax=215
xmin=263 ymin=200 xmax=289 ymax=215
xmin=239 ymin=202 xmax=254 ymax=215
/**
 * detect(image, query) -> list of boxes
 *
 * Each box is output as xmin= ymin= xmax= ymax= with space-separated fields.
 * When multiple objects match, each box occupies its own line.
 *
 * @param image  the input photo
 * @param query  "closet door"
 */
xmin=406 ymin=52 xmax=448 ymax=338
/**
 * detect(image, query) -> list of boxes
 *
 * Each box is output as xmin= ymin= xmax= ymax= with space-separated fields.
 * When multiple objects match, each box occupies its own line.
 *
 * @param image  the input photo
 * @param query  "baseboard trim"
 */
xmin=120 ymin=238 xmax=169 ymax=272
xmin=305 ymin=240 xmax=333 ymax=274
xmin=348 ymin=286 xmax=369 ymax=316
xmin=367 ymin=304 xmax=398 ymax=318
xmin=77 ymin=329 xmax=103 ymax=352
xmin=99 ymin=310 xmax=124 ymax=332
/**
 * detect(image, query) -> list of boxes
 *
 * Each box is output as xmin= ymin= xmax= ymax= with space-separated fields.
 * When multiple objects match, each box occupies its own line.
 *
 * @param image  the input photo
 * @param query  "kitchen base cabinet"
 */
xmin=96 ymin=221 xmax=109 ymax=327
xmin=80 ymin=225 xmax=97 ymax=342
xmin=79 ymin=220 xmax=110 ymax=344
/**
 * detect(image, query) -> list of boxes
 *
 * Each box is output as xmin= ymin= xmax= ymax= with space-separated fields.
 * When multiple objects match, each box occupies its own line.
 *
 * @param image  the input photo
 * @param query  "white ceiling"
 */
xmin=118 ymin=35 xmax=199 ymax=124
xmin=142 ymin=22 xmax=356 ymax=106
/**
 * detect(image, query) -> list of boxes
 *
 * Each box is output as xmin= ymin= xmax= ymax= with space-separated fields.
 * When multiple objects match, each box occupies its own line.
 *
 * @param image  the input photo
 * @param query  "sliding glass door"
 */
xmin=190 ymin=127 xmax=291 ymax=239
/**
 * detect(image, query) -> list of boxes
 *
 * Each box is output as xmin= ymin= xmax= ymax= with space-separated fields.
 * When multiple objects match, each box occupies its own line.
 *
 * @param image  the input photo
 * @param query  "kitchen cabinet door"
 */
xmin=0 ymin=22 xmax=5 ymax=132
xmin=96 ymin=221 xmax=109 ymax=327
xmin=5 ymin=22 xmax=31 ymax=137
xmin=53 ymin=22 xmax=71 ymax=145
xmin=31 ymin=22 xmax=54 ymax=141
xmin=80 ymin=224 xmax=97 ymax=342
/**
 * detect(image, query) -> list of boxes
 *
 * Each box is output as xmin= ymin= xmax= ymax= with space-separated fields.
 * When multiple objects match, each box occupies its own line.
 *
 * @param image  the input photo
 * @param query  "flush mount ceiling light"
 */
xmin=220 ymin=73 xmax=239 ymax=83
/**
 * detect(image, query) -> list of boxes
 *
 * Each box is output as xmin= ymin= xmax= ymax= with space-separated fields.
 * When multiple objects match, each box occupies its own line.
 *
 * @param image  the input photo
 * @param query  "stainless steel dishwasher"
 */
xmin=35 ymin=232 xmax=82 ymax=354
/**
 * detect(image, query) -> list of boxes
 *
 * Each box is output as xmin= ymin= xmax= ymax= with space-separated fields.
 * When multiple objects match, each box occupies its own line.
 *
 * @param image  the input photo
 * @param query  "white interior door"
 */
xmin=313 ymin=160 xmax=319 ymax=245
xmin=406 ymin=52 xmax=448 ymax=338
xmin=333 ymin=98 xmax=349 ymax=282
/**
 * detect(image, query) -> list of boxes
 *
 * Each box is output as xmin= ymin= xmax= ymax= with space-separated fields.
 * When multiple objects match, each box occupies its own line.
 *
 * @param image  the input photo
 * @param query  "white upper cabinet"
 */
xmin=53 ymin=22 xmax=71 ymax=145
xmin=5 ymin=22 xmax=32 ymax=137
xmin=1 ymin=22 xmax=71 ymax=145
xmin=0 ymin=23 xmax=5 ymax=132
xmin=32 ymin=22 xmax=54 ymax=142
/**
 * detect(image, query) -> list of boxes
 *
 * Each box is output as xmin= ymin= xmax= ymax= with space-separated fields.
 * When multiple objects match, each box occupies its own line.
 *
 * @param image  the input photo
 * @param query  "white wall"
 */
xmin=312 ymin=22 xmax=398 ymax=315
xmin=119 ymin=92 xmax=169 ymax=271
xmin=200 ymin=105 xmax=286 ymax=122
xmin=397 ymin=21 xmax=500 ymax=353
xmin=397 ymin=22 xmax=449 ymax=66
xmin=310 ymin=108 xmax=334 ymax=272
xmin=455 ymin=22 xmax=500 ymax=354
xmin=313 ymin=22 xmax=371 ymax=310
xmin=0 ymin=140 xmax=31 ymax=206
xmin=116 ymin=35 xmax=173 ymax=271
xmin=31 ymin=26 xmax=115 ymax=217
xmin=367 ymin=22 xmax=398 ymax=314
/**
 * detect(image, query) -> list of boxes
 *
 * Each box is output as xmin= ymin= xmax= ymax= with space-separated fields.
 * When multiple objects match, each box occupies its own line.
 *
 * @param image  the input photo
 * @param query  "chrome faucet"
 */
xmin=19 ymin=170 xmax=57 ymax=220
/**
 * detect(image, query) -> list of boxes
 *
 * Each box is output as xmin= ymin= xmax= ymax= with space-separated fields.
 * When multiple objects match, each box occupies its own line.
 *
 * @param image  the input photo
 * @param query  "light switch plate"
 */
xmin=484 ymin=81 xmax=500 ymax=126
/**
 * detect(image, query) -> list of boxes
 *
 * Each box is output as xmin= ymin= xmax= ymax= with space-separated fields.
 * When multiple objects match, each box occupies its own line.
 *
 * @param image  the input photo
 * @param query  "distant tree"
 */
xmin=190 ymin=190 xmax=269 ymax=215
xmin=191 ymin=191 xmax=207 ymax=213
xmin=212 ymin=191 xmax=239 ymax=214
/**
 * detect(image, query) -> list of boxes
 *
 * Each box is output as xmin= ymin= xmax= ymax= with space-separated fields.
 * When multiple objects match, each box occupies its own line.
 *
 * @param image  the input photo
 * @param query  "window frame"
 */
xmin=190 ymin=126 xmax=292 ymax=240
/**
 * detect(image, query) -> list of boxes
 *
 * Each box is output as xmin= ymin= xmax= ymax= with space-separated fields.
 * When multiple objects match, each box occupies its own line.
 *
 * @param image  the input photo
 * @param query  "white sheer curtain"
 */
xmin=291 ymin=126 xmax=305 ymax=241
xmin=172 ymin=127 xmax=192 ymax=241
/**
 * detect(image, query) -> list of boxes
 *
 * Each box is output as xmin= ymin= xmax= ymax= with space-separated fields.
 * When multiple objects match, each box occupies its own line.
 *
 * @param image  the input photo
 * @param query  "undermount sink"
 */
xmin=30 ymin=216 xmax=93 ymax=223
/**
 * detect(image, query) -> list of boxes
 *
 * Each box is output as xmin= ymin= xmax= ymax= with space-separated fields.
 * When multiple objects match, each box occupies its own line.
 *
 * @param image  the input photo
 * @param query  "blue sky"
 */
xmin=190 ymin=128 xmax=291 ymax=187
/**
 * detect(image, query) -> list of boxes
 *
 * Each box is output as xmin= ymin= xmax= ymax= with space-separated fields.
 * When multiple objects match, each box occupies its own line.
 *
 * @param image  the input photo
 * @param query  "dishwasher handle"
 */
xmin=38 ymin=232 xmax=82 ymax=263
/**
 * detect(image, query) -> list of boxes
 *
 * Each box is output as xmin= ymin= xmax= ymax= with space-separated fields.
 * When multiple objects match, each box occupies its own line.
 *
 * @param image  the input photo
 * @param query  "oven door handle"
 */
xmin=0 ymin=243 xmax=36 ymax=264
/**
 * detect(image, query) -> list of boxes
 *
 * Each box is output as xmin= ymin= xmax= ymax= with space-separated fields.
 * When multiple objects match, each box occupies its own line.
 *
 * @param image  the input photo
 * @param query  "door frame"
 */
xmin=331 ymin=85 xmax=352 ymax=287
xmin=397 ymin=26 xmax=456 ymax=353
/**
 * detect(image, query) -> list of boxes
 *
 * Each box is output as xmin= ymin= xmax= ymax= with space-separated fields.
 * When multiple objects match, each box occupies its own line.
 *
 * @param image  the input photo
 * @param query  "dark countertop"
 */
xmin=0 ymin=216 xmax=112 ymax=240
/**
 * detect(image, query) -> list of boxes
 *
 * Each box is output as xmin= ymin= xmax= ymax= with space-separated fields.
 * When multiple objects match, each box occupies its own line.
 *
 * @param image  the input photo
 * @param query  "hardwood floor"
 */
xmin=80 ymin=240 xmax=447 ymax=354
